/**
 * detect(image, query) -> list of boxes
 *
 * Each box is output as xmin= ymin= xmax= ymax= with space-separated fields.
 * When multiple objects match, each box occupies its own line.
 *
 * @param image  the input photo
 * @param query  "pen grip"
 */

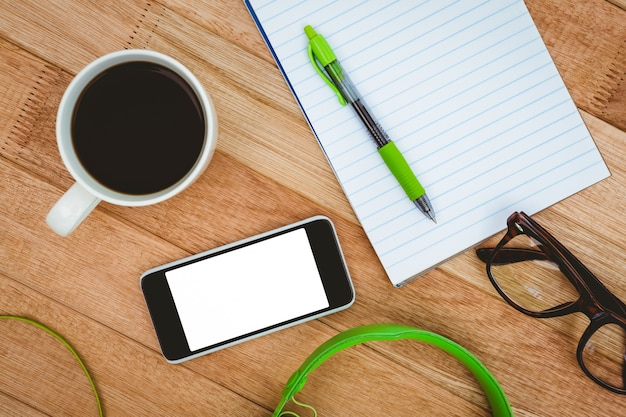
xmin=378 ymin=141 xmax=425 ymax=201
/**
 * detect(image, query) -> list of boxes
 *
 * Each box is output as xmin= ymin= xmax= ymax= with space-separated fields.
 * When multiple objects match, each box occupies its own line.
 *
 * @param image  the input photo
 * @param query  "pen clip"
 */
xmin=306 ymin=30 xmax=347 ymax=106
xmin=307 ymin=44 xmax=346 ymax=106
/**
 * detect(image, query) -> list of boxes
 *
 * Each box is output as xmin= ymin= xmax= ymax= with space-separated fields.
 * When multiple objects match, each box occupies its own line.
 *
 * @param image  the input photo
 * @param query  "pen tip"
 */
xmin=425 ymin=210 xmax=437 ymax=223
xmin=414 ymin=195 xmax=437 ymax=224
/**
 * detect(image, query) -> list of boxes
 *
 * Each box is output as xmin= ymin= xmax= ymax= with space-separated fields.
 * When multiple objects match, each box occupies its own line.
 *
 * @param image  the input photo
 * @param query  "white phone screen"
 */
xmin=165 ymin=228 xmax=330 ymax=351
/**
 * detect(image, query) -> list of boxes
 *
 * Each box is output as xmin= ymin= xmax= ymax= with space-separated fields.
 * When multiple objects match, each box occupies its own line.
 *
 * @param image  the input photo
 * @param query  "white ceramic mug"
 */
xmin=46 ymin=50 xmax=217 ymax=236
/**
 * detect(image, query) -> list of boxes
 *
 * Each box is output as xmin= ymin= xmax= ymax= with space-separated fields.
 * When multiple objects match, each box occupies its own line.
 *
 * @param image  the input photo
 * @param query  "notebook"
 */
xmin=244 ymin=0 xmax=610 ymax=286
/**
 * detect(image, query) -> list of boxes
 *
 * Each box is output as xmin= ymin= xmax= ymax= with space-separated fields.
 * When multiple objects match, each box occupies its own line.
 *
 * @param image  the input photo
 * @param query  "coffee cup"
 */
xmin=46 ymin=50 xmax=217 ymax=236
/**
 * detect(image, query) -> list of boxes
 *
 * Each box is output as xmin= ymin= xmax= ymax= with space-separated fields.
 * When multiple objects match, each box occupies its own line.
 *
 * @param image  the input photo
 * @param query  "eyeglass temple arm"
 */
xmin=545 ymin=239 xmax=626 ymax=317
xmin=476 ymin=247 xmax=549 ymax=265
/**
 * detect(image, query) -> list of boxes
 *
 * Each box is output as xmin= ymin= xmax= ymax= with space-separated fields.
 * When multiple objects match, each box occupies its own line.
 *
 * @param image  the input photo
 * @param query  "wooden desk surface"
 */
xmin=1 ymin=1 xmax=625 ymax=415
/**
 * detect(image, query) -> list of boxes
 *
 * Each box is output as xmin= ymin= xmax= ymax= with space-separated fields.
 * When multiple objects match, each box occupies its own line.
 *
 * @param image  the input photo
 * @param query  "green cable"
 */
xmin=279 ymin=396 xmax=318 ymax=417
xmin=0 ymin=315 xmax=103 ymax=416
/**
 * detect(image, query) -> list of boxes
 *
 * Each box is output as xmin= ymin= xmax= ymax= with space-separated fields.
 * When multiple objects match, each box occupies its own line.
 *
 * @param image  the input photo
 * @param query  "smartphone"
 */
xmin=140 ymin=216 xmax=355 ymax=363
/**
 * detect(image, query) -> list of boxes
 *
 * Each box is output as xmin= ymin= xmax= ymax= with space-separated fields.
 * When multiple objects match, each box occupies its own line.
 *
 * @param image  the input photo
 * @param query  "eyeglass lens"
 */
xmin=489 ymin=233 xmax=579 ymax=312
xmin=489 ymin=232 xmax=626 ymax=392
xmin=582 ymin=323 xmax=626 ymax=391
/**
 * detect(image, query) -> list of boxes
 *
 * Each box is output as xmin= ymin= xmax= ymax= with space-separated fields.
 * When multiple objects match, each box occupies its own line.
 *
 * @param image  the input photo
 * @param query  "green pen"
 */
xmin=305 ymin=25 xmax=436 ymax=223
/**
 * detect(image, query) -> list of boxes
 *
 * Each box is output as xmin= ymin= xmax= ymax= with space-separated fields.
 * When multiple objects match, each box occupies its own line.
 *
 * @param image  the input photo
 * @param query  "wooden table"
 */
xmin=1 ymin=1 xmax=625 ymax=415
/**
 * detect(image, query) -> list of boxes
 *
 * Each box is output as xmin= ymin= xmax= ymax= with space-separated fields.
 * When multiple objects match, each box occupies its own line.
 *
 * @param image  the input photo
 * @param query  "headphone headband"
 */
xmin=273 ymin=324 xmax=513 ymax=416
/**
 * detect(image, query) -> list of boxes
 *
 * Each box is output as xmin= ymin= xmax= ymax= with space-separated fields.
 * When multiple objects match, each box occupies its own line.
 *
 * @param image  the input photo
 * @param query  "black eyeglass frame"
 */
xmin=476 ymin=211 xmax=626 ymax=394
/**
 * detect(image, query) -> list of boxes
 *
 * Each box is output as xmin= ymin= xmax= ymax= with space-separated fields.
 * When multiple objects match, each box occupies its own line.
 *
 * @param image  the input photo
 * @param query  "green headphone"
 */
xmin=274 ymin=324 xmax=513 ymax=416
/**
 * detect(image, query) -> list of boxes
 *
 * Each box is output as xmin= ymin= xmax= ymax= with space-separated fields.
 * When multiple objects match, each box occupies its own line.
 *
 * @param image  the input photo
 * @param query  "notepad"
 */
xmin=244 ymin=0 xmax=610 ymax=286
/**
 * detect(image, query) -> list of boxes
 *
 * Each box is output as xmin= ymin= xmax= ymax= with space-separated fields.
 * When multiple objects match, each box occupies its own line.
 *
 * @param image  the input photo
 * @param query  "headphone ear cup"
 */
xmin=272 ymin=324 xmax=513 ymax=417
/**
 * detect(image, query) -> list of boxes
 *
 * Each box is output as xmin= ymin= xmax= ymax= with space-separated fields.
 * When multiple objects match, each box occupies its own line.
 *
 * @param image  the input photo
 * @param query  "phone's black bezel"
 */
xmin=140 ymin=217 xmax=354 ymax=362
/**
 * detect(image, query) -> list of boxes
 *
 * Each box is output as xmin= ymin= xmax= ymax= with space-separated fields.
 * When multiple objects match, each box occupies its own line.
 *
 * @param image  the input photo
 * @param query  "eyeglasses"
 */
xmin=476 ymin=211 xmax=626 ymax=394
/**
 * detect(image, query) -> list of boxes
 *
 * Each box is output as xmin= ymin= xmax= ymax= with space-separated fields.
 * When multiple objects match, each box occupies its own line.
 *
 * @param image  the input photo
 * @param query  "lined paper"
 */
xmin=245 ymin=0 xmax=610 ymax=286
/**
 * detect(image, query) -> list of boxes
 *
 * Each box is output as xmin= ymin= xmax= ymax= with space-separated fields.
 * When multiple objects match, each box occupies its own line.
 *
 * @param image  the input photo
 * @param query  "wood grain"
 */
xmin=608 ymin=0 xmax=626 ymax=11
xmin=528 ymin=0 xmax=626 ymax=131
xmin=1 ymin=0 xmax=625 ymax=416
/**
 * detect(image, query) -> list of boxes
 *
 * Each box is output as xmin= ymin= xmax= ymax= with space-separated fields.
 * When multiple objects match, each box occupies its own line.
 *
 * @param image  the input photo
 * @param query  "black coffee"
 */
xmin=72 ymin=61 xmax=205 ymax=195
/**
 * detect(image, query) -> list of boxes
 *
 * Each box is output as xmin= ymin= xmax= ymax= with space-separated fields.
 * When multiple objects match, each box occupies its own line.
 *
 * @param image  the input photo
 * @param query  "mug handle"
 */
xmin=46 ymin=182 xmax=101 ymax=236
